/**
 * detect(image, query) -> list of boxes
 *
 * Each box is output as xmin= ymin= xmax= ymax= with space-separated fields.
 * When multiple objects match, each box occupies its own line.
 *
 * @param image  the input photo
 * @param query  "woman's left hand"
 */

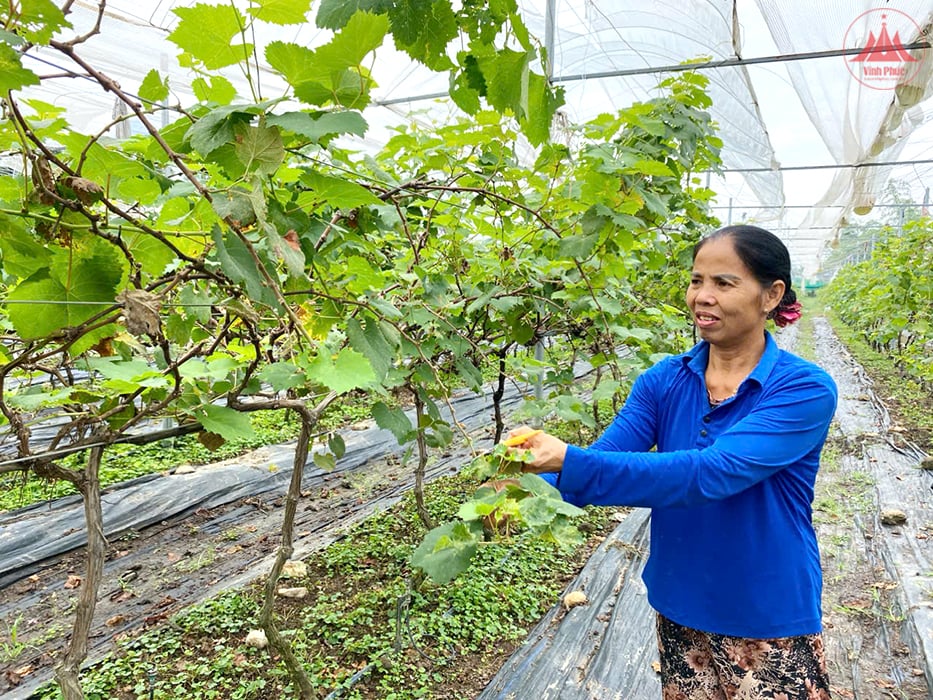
xmin=504 ymin=426 xmax=568 ymax=473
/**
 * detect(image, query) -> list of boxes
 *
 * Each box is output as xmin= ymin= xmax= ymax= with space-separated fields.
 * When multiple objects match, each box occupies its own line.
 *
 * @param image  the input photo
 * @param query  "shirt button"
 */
xmin=703 ymin=415 xmax=711 ymax=423
xmin=700 ymin=429 xmax=708 ymax=437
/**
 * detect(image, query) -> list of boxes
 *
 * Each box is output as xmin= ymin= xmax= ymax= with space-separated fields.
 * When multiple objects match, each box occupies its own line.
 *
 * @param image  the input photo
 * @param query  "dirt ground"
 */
xmin=806 ymin=317 xmax=931 ymax=700
xmin=2 ymin=314 xmax=932 ymax=699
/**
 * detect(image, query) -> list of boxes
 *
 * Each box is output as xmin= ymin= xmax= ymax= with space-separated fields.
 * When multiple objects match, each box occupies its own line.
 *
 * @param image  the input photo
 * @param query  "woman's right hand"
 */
xmin=503 ymin=426 xmax=567 ymax=473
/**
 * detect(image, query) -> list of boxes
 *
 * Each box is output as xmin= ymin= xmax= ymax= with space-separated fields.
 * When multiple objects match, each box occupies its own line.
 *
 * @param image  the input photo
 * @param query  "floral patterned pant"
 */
xmin=656 ymin=614 xmax=831 ymax=700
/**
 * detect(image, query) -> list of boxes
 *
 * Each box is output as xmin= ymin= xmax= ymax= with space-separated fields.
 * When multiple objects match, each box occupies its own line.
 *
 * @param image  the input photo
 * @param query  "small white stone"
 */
xmin=277 ymin=587 xmax=309 ymax=599
xmin=244 ymin=629 xmax=268 ymax=648
xmin=174 ymin=464 xmax=196 ymax=475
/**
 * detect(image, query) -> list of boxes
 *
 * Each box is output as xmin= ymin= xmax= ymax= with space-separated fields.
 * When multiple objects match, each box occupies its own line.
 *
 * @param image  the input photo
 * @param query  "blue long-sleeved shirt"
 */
xmin=553 ymin=332 xmax=837 ymax=638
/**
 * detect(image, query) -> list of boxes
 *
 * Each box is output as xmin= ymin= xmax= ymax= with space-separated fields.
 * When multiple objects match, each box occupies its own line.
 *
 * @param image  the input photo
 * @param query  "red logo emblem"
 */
xmin=844 ymin=9 xmax=925 ymax=90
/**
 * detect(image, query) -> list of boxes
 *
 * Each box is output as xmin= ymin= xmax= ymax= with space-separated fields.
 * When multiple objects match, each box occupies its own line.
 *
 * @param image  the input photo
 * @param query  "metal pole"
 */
xmin=545 ymin=0 xmax=557 ymax=79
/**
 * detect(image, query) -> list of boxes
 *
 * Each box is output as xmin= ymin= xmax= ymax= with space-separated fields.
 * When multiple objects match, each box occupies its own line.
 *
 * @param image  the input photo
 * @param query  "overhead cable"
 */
xmin=373 ymin=40 xmax=932 ymax=107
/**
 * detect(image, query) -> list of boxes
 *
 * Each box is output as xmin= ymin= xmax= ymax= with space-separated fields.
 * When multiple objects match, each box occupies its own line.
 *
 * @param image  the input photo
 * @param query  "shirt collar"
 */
xmin=683 ymin=331 xmax=780 ymax=388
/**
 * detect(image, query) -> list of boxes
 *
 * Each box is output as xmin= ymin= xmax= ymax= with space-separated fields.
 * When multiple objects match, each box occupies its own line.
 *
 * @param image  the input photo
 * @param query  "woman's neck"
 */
xmin=706 ymin=334 xmax=766 ymax=378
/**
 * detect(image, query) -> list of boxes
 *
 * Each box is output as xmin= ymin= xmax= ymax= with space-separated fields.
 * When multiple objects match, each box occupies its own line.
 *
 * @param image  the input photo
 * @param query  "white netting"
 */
xmin=754 ymin=0 xmax=933 ymax=274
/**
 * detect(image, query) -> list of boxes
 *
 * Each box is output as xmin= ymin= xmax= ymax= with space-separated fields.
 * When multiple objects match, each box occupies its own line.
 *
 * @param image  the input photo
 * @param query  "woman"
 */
xmin=511 ymin=225 xmax=837 ymax=700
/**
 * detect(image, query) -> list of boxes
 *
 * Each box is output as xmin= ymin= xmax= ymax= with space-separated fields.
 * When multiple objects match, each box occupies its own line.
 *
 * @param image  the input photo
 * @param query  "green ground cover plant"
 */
xmin=33 ymin=472 xmax=621 ymax=700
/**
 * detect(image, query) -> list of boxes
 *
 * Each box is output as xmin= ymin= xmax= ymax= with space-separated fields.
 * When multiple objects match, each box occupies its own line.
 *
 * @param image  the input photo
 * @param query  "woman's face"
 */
xmin=686 ymin=237 xmax=783 ymax=348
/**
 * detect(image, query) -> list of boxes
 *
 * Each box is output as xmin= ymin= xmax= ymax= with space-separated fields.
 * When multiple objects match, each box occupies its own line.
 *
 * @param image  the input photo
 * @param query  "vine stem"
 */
xmin=53 ymin=444 xmax=106 ymax=700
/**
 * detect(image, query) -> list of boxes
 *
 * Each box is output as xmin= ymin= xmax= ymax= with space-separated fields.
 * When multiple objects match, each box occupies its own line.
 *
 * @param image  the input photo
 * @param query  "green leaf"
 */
xmin=264 ymin=223 xmax=306 ymax=278
xmin=314 ymin=452 xmax=337 ymax=470
xmin=308 ymin=347 xmax=376 ymax=393
xmin=298 ymin=170 xmax=382 ymax=209
xmin=192 ymin=75 xmax=237 ymax=104
xmin=247 ymin=0 xmax=312 ymax=24
xmin=344 ymin=255 xmax=387 ymax=295
xmin=188 ymin=104 xmax=258 ymax=155
xmin=0 ymin=43 xmax=39 ymax=91
xmin=258 ymin=361 xmax=307 ymax=391
xmin=7 ymin=244 xmax=123 ymax=340
xmin=372 ymin=401 xmax=413 ymax=443
xmin=266 ymin=111 xmax=367 ymax=142
xmin=169 ymin=4 xmax=252 ymax=69
xmin=212 ymin=186 xmax=262 ymax=228
xmin=0 ymin=223 xmax=52 ymax=279
xmin=85 ymin=357 xmax=156 ymax=382
xmin=631 ymin=159 xmax=675 ymax=177
xmin=481 ymin=48 xmax=529 ymax=115
xmin=316 ymin=0 xmax=390 ymax=29
xmin=139 ymin=69 xmax=169 ymax=103
xmin=266 ymin=41 xmax=318 ymax=86
xmin=5 ymin=0 xmax=70 ymax=44
xmin=234 ymin=122 xmax=284 ymax=176
xmin=328 ymin=433 xmax=346 ymax=459
xmin=196 ymin=404 xmax=257 ymax=441
xmin=210 ymin=225 xmax=266 ymax=301
xmin=558 ymin=232 xmax=599 ymax=260
xmin=346 ymin=316 xmax=394 ymax=380
xmin=521 ymin=71 xmax=563 ymax=145
xmin=410 ymin=520 xmax=482 ymax=584
xmin=388 ymin=0 xmax=457 ymax=71
xmin=454 ymin=357 xmax=484 ymax=392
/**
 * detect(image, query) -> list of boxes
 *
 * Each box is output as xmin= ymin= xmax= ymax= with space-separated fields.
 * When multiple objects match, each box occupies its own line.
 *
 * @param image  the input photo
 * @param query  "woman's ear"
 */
xmin=765 ymin=280 xmax=785 ymax=313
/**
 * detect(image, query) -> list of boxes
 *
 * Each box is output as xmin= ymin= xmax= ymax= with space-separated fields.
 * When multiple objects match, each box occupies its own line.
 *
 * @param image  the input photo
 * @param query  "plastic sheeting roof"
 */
xmin=16 ymin=1 xmax=933 ymax=276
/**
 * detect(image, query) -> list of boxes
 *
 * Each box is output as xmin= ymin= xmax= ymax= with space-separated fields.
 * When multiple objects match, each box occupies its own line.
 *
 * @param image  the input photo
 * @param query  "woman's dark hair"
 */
xmin=693 ymin=225 xmax=800 ymax=325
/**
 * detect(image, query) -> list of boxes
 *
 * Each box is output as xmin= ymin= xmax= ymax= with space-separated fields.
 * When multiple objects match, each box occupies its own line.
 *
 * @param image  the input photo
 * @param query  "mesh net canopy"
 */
xmin=17 ymin=0 xmax=933 ymax=277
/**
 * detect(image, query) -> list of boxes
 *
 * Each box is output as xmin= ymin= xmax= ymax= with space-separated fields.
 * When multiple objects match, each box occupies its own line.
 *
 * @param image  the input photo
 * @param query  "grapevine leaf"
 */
xmin=519 ymin=491 xmax=584 ymax=528
xmin=210 ymin=225 xmax=266 ymax=301
xmin=344 ymin=255 xmax=387 ymax=295
xmin=346 ymin=316 xmax=393 ymax=380
xmin=188 ymin=104 xmax=259 ymax=156
xmin=233 ymin=121 xmax=284 ymax=176
xmin=631 ymin=159 xmax=675 ymax=177
xmin=196 ymin=404 xmax=257 ymax=441
xmin=387 ymin=0 xmax=457 ymax=71
xmin=308 ymin=348 xmax=376 ymax=393
xmin=264 ymin=223 xmax=306 ymax=278
xmin=372 ymin=401 xmax=413 ymax=443
xmin=5 ymin=0 xmax=70 ymax=44
xmin=454 ymin=357 xmax=484 ymax=392
xmin=0 ymin=43 xmax=39 ymax=91
xmin=266 ymin=111 xmax=367 ymax=142
xmin=298 ymin=170 xmax=382 ymax=209
xmin=7 ymin=248 xmax=121 ymax=339
xmin=328 ymin=433 xmax=346 ymax=459
xmin=314 ymin=452 xmax=337 ymax=470
xmin=138 ymin=69 xmax=169 ymax=103
xmin=212 ymin=188 xmax=259 ymax=228
xmin=558 ymin=232 xmax=598 ymax=260
xmin=523 ymin=72 xmax=563 ymax=145
xmin=247 ymin=0 xmax=312 ymax=24
xmin=411 ymin=520 xmax=482 ymax=584
xmin=169 ymin=4 xmax=253 ymax=69
xmin=0 ymin=223 xmax=52 ymax=279
xmin=318 ymin=11 xmax=389 ymax=72
xmin=265 ymin=41 xmax=317 ymax=86
xmin=294 ymin=69 xmax=375 ymax=109
xmin=258 ymin=361 xmax=307 ymax=391
xmin=316 ymin=0 xmax=390 ymax=29
xmin=192 ymin=75 xmax=237 ymax=104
